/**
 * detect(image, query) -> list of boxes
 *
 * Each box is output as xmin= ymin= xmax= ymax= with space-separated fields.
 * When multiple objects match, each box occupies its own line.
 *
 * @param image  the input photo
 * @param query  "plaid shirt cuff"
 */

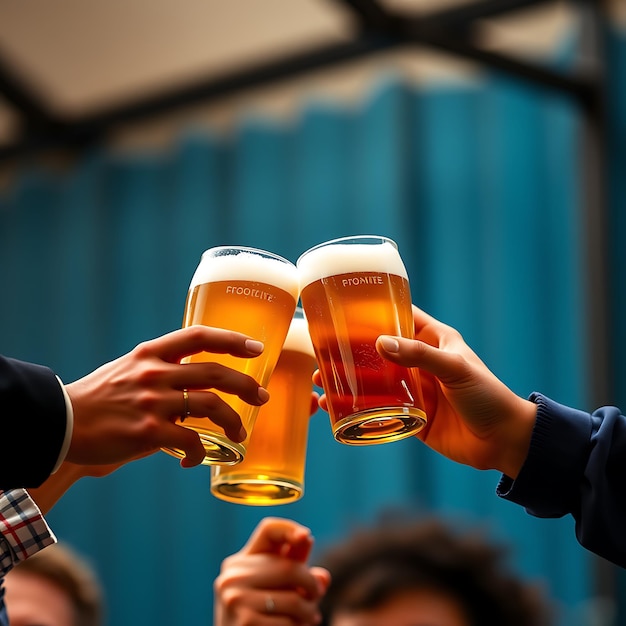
xmin=0 ymin=489 xmax=56 ymax=578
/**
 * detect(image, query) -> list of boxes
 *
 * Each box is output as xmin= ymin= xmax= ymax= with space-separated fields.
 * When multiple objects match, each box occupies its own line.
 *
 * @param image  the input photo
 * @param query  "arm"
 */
xmin=375 ymin=306 xmax=537 ymax=478
xmin=369 ymin=305 xmax=626 ymax=567
xmin=214 ymin=517 xmax=330 ymax=626
xmin=26 ymin=459 xmax=130 ymax=515
xmin=1 ymin=324 xmax=270 ymax=490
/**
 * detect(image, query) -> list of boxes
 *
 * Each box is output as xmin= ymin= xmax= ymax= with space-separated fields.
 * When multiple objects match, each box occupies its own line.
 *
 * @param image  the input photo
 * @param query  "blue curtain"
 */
xmin=1 ymin=26 xmax=624 ymax=626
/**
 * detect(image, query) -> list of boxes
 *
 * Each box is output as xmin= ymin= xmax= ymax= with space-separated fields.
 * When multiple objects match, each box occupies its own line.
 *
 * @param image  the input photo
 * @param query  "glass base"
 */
xmin=211 ymin=475 xmax=303 ymax=506
xmin=333 ymin=407 xmax=426 ymax=445
xmin=162 ymin=432 xmax=245 ymax=466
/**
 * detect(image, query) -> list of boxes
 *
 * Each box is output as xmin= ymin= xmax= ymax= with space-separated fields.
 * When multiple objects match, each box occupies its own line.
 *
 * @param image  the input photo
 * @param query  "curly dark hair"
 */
xmin=316 ymin=516 xmax=552 ymax=626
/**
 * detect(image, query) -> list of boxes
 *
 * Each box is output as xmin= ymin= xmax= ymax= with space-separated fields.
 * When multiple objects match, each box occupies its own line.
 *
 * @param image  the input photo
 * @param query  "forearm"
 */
xmin=26 ymin=462 xmax=87 ymax=515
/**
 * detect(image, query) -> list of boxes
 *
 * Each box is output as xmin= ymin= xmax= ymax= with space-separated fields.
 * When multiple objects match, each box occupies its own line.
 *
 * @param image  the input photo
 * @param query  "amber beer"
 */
xmin=162 ymin=246 xmax=299 ymax=465
xmin=297 ymin=235 xmax=426 ymax=444
xmin=210 ymin=309 xmax=316 ymax=505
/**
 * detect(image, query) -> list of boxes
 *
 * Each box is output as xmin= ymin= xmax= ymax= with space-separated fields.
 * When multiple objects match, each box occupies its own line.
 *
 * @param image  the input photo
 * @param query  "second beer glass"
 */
xmin=297 ymin=235 xmax=426 ymax=445
xmin=210 ymin=308 xmax=316 ymax=505
xmin=162 ymin=245 xmax=299 ymax=465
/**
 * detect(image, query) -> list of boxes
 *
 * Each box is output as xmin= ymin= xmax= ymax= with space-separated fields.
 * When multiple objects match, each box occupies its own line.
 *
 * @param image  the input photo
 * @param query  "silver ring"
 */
xmin=182 ymin=389 xmax=190 ymax=422
xmin=265 ymin=596 xmax=275 ymax=613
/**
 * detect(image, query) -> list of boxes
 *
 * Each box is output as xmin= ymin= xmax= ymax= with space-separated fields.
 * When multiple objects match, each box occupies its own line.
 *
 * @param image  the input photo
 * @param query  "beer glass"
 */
xmin=297 ymin=235 xmax=426 ymax=444
xmin=162 ymin=246 xmax=299 ymax=465
xmin=210 ymin=308 xmax=316 ymax=505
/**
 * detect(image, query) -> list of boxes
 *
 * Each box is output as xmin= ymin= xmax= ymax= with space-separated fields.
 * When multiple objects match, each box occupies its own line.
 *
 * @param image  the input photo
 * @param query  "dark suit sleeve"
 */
xmin=0 ymin=355 xmax=68 ymax=489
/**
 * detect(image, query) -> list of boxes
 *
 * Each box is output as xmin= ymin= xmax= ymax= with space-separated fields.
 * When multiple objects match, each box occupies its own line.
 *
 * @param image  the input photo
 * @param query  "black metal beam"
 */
xmin=329 ymin=0 xmax=392 ymax=29
xmin=336 ymin=0 xmax=600 ymax=110
xmin=336 ymin=0 xmax=600 ymax=111
xmin=334 ymin=0 xmax=556 ymax=31
xmin=0 ymin=49 xmax=62 ymax=129
xmin=397 ymin=16 xmax=599 ymax=110
xmin=408 ymin=0 xmax=555 ymax=28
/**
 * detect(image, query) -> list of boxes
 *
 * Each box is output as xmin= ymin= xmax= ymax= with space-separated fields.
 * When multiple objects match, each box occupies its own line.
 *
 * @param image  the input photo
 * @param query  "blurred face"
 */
xmin=4 ymin=571 xmax=75 ymax=626
xmin=330 ymin=589 xmax=470 ymax=626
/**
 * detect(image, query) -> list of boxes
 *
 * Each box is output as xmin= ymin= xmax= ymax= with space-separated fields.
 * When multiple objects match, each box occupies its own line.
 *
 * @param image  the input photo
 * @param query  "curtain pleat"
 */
xmin=1 ymin=26 xmax=624 ymax=625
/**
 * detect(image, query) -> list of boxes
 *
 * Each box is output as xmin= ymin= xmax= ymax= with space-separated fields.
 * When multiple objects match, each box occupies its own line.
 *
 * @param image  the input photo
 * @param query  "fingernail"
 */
xmin=379 ymin=336 xmax=400 ymax=353
xmin=237 ymin=426 xmax=247 ymax=441
xmin=258 ymin=387 xmax=270 ymax=403
xmin=245 ymin=339 xmax=264 ymax=354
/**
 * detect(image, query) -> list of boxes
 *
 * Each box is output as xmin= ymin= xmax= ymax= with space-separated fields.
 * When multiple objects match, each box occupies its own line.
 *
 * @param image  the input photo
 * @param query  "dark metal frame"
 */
xmin=0 ymin=0 xmax=606 ymax=161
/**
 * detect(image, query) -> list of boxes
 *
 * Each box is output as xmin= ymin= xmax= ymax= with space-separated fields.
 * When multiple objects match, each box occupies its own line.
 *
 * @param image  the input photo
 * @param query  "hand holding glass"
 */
xmin=162 ymin=246 xmax=299 ymax=465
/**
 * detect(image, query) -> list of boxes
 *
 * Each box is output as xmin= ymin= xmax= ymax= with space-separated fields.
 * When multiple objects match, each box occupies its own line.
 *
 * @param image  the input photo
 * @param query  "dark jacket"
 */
xmin=0 ymin=355 xmax=67 ymax=489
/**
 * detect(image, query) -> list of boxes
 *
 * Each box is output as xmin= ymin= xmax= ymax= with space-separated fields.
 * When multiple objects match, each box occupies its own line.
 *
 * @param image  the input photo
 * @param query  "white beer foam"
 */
xmin=190 ymin=249 xmax=300 ymax=299
xmin=297 ymin=241 xmax=408 ymax=289
xmin=283 ymin=316 xmax=315 ymax=357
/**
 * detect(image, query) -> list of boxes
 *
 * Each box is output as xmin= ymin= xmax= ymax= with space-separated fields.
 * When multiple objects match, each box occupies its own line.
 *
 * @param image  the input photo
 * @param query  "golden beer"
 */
xmin=210 ymin=310 xmax=316 ymax=505
xmin=298 ymin=236 xmax=426 ymax=444
xmin=162 ymin=246 xmax=299 ymax=465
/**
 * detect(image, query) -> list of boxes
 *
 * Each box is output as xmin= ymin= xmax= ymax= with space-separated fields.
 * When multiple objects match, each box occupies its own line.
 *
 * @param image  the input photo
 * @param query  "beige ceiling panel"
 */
xmin=0 ymin=0 xmax=352 ymax=114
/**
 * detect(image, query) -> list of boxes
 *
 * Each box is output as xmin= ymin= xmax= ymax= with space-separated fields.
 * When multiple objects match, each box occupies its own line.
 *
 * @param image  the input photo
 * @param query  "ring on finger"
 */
xmin=182 ymin=389 xmax=190 ymax=422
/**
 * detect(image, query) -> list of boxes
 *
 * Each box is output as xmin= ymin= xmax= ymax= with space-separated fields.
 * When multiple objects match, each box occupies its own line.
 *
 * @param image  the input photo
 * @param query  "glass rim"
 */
xmin=296 ymin=235 xmax=397 ymax=265
xmin=201 ymin=245 xmax=295 ymax=266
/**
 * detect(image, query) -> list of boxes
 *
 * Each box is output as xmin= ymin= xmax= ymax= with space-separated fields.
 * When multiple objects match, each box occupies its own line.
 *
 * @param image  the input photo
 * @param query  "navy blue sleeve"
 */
xmin=0 ymin=355 xmax=68 ymax=489
xmin=497 ymin=393 xmax=626 ymax=568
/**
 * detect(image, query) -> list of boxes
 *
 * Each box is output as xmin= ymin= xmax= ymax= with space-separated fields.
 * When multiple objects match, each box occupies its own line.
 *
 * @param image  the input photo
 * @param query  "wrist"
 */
xmin=494 ymin=397 xmax=537 ymax=479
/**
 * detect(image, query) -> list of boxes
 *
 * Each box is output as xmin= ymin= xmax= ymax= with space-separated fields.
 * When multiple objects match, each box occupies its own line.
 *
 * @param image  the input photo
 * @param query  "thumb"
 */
xmin=377 ymin=335 xmax=466 ymax=383
xmin=243 ymin=517 xmax=313 ymax=561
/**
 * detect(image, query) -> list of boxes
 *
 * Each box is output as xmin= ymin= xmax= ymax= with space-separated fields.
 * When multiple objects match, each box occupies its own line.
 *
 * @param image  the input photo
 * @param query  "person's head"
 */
xmin=3 ymin=543 xmax=103 ymax=626
xmin=317 ymin=517 xmax=552 ymax=626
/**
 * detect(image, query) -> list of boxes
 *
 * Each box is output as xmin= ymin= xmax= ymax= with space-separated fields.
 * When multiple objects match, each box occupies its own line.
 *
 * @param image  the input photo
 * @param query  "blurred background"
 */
xmin=0 ymin=0 xmax=624 ymax=624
